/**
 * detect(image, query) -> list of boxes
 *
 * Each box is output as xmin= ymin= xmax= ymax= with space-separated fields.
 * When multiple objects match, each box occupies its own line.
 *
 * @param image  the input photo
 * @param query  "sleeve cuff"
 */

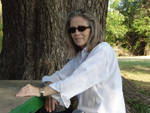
xmin=49 ymin=83 xmax=71 ymax=108
xmin=42 ymin=75 xmax=55 ymax=83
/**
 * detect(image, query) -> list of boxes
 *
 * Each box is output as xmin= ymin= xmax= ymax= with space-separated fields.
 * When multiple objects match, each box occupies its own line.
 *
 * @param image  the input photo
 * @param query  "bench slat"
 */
xmin=9 ymin=97 xmax=44 ymax=113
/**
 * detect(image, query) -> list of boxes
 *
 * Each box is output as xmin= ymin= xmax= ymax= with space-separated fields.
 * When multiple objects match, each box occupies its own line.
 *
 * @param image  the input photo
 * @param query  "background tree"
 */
xmin=116 ymin=0 xmax=150 ymax=55
xmin=106 ymin=0 xmax=150 ymax=55
xmin=106 ymin=0 xmax=128 ymax=46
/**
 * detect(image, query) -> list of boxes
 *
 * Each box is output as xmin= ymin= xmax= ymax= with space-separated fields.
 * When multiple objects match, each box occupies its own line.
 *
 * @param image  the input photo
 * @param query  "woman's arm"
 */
xmin=16 ymin=84 xmax=58 ymax=97
xmin=42 ymin=58 xmax=76 ymax=83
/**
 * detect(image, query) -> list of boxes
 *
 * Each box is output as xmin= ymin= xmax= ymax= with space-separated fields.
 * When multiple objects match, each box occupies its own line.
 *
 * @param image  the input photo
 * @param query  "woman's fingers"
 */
xmin=45 ymin=96 xmax=58 ymax=112
xmin=52 ymin=98 xmax=58 ymax=111
xmin=51 ymin=98 xmax=54 ymax=111
xmin=51 ymin=97 xmax=58 ymax=112
xmin=45 ymin=96 xmax=52 ymax=112
xmin=49 ymin=97 xmax=53 ymax=112
xmin=45 ymin=97 xmax=47 ymax=111
xmin=45 ymin=97 xmax=50 ymax=112
xmin=16 ymin=85 xmax=27 ymax=97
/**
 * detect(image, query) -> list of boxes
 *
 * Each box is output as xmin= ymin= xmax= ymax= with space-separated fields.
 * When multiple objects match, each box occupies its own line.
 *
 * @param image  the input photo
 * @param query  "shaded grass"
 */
xmin=119 ymin=60 xmax=150 ymax=73
xmin=119 ymin=60 xmax=150 ymax=113
xmin=128 ymin=99 xmax=150 ymax=113
xmin=119 ymin=60 xmax=150 ymax=83
xmin=119 ymin=60 xmax=150 ymax=93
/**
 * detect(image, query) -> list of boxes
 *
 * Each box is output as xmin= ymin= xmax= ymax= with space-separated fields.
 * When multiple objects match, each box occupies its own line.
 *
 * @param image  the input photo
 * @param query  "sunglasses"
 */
xmin=68 ymin=26 xmax=91 ymax=33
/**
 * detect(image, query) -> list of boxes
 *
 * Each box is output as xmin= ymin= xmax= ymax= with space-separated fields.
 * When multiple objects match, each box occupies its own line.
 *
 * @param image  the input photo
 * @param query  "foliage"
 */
xmin=107 ymin=0 xmax=150 ymax=55
xmin=132 ymin=16 xmax=150 ymax=38
xmin=118 ymin=0 xmax=150 ymax=55
xmin=106 ymin=9 xmax=128 ymax=45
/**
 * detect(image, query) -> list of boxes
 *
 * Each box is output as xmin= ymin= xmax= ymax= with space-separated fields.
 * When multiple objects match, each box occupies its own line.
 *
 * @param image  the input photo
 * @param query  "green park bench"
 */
xmin=9 ymin=96 xmax=44 ymax=113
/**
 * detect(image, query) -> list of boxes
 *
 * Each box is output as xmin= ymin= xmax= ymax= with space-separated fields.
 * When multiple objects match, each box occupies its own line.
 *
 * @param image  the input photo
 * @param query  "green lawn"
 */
xmin=119 ymin=60 xmax=150 ymax=113
xmin=119 ymin=60 xmax=150 ymax=86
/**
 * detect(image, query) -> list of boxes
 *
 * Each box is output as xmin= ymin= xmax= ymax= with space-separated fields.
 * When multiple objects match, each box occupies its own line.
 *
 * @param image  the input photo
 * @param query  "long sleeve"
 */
xmin=42 ymin=58 xmax=76 ymax=83
xmin=49 ymin=44 xmax=112 ymax=108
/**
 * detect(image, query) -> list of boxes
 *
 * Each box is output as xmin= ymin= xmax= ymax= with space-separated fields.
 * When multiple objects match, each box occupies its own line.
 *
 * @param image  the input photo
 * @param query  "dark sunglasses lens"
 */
xmin=69 ymin=27 xmax=76 ymax=33
xmin=78 ymin=26 xmax=86 ymax=32
xmin=68 ymin=26 xmax=90 ymax=33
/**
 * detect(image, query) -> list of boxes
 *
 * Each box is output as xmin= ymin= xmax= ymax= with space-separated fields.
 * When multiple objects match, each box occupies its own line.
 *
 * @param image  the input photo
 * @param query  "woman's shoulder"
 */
xmin=93 ymin=42 xmax=113 ymax=52
xmin=88 ymin=42 xmax=116 ymax=57
xmin=88 ymin=42 xmax=117 ymax=60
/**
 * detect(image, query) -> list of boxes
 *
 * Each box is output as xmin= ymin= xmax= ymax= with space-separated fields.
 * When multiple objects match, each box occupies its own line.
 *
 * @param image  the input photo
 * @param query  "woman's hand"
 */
xmin=45 ymin=96 xmax=58 ymax=112
xmin=16 ymin=84 xmax=40 ymax=97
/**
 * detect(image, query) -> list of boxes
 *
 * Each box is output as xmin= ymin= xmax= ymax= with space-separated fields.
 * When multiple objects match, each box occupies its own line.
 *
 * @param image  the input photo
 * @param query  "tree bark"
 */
xmin=0 ymin=0 xmax=108 ymax=80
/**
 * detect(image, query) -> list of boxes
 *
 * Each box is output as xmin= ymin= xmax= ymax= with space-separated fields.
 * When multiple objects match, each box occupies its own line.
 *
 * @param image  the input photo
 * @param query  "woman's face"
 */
xmin=69 ymin=16 xmax=91 ymax=49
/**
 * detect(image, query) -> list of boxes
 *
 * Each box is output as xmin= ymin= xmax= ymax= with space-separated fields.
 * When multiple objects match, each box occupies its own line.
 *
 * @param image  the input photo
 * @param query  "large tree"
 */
xmin=0 ymin=0 xmax=108 ymax=80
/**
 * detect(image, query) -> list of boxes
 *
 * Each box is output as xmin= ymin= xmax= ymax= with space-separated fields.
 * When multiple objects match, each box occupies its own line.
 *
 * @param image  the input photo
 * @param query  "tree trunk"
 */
xmin=0 ymin=0 xmax=108 ymax=80
xmin=127 ymin=32 xmax=147 ymax=56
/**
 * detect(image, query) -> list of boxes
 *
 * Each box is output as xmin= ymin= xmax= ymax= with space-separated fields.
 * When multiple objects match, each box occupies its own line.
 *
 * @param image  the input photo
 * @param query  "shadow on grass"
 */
xmin=119 ymin=60 xmax=150 ymax=75
xmin=123 ymin=77 xmax=150 ymax=113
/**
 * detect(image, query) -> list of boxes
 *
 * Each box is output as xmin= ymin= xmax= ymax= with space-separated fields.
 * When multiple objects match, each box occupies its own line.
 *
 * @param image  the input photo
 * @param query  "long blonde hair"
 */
xmin=65 ymin=9 xmax=105 ymax=59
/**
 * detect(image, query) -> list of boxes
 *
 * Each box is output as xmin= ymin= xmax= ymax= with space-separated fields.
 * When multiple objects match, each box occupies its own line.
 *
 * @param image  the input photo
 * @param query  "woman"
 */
xmin=16 ymin=9 xmax=126 ymax=113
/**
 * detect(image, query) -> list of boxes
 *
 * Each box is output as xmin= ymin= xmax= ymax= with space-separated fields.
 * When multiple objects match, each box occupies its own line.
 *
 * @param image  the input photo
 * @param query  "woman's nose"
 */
xmin=74 ymin=29 xmax=80 ymax=35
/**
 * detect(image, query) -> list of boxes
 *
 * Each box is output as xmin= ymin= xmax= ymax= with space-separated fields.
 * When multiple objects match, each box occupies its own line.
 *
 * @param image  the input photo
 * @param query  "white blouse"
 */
xmin=42 ymin=42 xmax=126 ymax=113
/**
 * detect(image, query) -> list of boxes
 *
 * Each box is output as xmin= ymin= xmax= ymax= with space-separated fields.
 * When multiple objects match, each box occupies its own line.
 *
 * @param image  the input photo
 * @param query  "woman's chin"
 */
xmin=76 ymin=44 xmax=86 ymax=49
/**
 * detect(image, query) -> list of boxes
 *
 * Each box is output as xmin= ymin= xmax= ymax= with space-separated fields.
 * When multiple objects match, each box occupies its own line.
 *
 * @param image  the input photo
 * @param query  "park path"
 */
xmin=118 ymin=56 xmax=150 ymax=61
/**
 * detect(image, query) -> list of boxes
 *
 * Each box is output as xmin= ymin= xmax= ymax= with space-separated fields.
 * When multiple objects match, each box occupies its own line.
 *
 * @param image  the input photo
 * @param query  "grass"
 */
xmin=128 ymin=99 xmax=150 ymax=113
xmin=118 ymin=60 xmax=150 ymax=113
xmin=119 ymin=60 xmax=150 ymax=87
